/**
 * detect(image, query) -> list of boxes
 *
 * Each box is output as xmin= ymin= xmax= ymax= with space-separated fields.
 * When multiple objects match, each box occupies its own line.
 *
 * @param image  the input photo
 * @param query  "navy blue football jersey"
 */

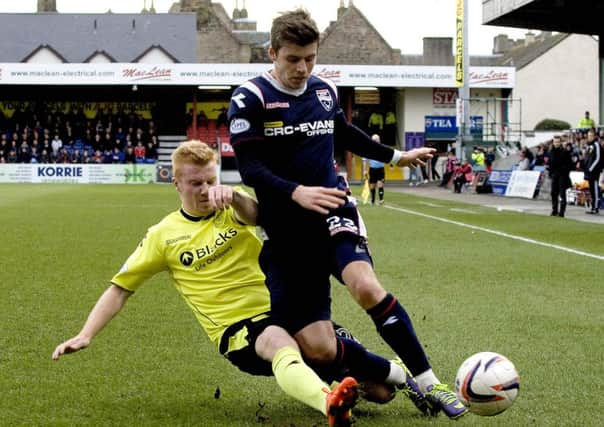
xmin=228 ymin=71 xmax=394 ymax=241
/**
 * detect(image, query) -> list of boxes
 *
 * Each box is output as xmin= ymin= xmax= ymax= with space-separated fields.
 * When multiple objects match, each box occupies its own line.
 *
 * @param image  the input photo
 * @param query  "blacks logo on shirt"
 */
xmin=180 ymin=251 xmax=194 ymax=266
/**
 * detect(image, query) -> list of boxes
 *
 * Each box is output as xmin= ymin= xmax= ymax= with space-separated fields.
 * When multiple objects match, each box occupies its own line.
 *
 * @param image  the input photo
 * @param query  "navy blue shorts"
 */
xmin=260 ymin=240 xmax=332 ymax=335
xmin=327 ymin=198 xmax=373 ymax=282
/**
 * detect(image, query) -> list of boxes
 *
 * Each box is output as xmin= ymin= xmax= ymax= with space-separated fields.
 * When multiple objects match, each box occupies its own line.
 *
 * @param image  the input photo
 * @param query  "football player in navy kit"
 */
xmin=228 ymin=9 xmax=467 ymax=419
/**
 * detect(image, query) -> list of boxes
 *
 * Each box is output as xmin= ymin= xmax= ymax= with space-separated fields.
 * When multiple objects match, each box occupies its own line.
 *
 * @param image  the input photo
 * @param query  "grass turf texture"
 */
xmin=1 ymin=183 xmax=602 ymax=426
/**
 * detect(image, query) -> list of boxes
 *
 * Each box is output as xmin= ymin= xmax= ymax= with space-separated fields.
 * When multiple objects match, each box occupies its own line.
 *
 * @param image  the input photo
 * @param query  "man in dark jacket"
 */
xmin=548 ymin=136 xmax=573 ymax=217
xmin=584 ymin=130 xmax=603 ymax=214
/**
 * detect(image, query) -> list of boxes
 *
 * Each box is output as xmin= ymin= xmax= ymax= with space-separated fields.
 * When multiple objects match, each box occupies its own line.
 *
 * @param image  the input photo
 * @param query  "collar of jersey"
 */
xmin=263 ymin=71 xmax=307 ymax=97
xmin=180 ymin=208 xmax=215 ymax=222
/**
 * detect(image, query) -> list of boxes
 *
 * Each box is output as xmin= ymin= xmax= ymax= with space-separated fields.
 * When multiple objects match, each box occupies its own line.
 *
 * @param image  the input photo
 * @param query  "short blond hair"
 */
xmin=171 ymin=140 xmax=217 ymax=178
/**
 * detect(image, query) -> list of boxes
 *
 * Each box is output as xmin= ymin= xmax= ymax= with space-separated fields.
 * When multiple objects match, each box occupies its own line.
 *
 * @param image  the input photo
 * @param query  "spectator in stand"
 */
xmin=39 ymin=149 xmax=50 ymax=164
xmin=516 ymin=147 xmax=533 ymax=170
xmin=93 ymin=149 xmax=103 ymax=163
xmin=123 ymin=146 xmax=136 ymax=164
xmin=485 ymin=147 xmax=495 ymax=173
xmin=584 ymin=129 xmax=603 ymax=214
xmin=111 ymin=147 xmax=124 ymax=163
xmin=82 ymin=149 xmax=92 ymax=164
xmin=18 ymin=143 xmax=32 ymax=163
xmin=547 ymin=135 xmax=573 ymax=217
xmin=145 ymin=141 xmax=157 ymax=162
xmin=470 ymin=146 xmax=485 ymax=170
xmin=7 ymin=149 xmax=18 ymax=163
xmin=577 ymin=111 xmax=596 ymax=130
xmin=72 ymin=149 xmax=83 ymax=164
xmin=534 ymin=144 xmax=547 ymax=167
xmin=439 ymin=151 xmax=458 ymax=187
xmin=57 ymin=148 xmax=72 ymax=163
xmin=0 ymin=135 xmax=9 ymax=158
xmin=216 ymin=107 xmax=228 ymax=127
xmin=51 ymin=134 xmax=63 ymax=156
xmin=102 ymin=148 xmax=113 ymax=164
xmin=134 ymin=141 xmax=146 ymax=161
xmin=453 ymin=160 xmax=472 ymax=193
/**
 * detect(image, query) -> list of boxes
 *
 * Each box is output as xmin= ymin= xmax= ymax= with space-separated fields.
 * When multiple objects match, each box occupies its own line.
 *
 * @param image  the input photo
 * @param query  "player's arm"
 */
xmin=334 ymin=109 xmax=435 ymax=168
xmin=52 ymin=284 xmax=132 ymax=360
xmin=229 ymin=89 xmax=345 ymax=214
xmin=208 ymin=184 xmax=259 ymax=225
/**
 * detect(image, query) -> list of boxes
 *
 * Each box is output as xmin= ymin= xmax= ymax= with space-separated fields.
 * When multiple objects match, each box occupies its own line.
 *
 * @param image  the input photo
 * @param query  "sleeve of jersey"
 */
xmin=228 ymin=86 xmax=299 ymax=197
xmin=110 ymin=227 xmax=167 ymax=292
xmin=334 ymin=108 xmax=394 ymax=163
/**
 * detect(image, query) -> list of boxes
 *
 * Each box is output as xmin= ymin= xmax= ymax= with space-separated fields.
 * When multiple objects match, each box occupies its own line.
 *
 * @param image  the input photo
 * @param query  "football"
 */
xmin=454 ymin=352 xmax=520 ymax=416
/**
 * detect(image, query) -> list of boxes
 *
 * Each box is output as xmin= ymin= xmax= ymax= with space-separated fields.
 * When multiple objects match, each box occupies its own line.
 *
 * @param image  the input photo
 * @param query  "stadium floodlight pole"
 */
xmin=455 ymin=0 xmax=471 ymax=162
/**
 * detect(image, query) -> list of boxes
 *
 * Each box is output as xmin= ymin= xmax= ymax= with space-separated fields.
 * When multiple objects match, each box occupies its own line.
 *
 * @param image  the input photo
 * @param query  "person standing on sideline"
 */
xmin=228 ymin=9 xmax=467 ymax=419
xmin=52 ymin=140 xmax=363 ymax=427
xmin=577 ymin=111 xmax=596 ymax=130
xmin=584 ymin=129 xmax=602 ymax=214
xmin=547 ymin=135 xmax=573 ymax=217
xmin=365 ymin=134 xmax=386 ymax=205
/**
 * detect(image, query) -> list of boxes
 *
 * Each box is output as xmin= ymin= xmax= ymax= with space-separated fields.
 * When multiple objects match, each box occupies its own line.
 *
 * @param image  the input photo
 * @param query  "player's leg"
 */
xmin=339 ymin=260 xmax=466 ymax=418
xmin=223 ymin=318 xmax=359 ymax=424
xmin=328 ymin=203 xmax=467 ymax=419
xmin=369 ymin=169 xmax=377 ymax=204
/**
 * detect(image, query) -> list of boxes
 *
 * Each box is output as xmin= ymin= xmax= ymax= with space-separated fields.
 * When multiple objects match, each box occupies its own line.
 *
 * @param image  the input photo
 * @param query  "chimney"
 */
xmin=337 ymin=0 xmax=346 ymax=19
xmin=422 ymin=37 xmax=453 ymax=65
xmin=493 ymin=34 xmax=511 ymax=54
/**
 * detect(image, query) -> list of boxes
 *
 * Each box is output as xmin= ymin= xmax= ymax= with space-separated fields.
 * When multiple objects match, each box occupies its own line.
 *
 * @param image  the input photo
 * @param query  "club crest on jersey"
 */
xmin=316 ymin=89 xmax=333 ymax=111
xmin=230 ymin=118 xmax=251 ymax=134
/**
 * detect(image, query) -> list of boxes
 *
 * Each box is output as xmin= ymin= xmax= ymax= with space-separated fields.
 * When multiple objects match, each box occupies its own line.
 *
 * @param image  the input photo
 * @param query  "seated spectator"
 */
xmin=51 ymin=134 xmax=63 ymax=155
xmin=516 ymin=147 xmax=533 ymax=170
xmin=145 ymin=141 xmax=157 ymax=161
xmin=453 ymin=160 xmax=473 ymax=193
xmin=18 ymin=143 xmax=32 ymax=163
xmin=7 ymin=149 xmax=18 ymax=163
xmin=111 ymin=147 xmax=124 ymax=164
xmin=81 ymin=149 xmax=92 ymax=164
xmin=439 ymin=151 xmax=458 ymax=187
xmin=134 ymin=141 xmax=146 ymax=161
xmin=72 ymin=149 xmax=83 ymax=164
xmin=92 ymin=149 xmax=103 ymax=163
xmin=57 ymin=148 xmax=72 ymax=163
xmin=123 ymin=146 xmax=136 ymax=164
xmin=39 ymin=149 xmax=50 ymax=164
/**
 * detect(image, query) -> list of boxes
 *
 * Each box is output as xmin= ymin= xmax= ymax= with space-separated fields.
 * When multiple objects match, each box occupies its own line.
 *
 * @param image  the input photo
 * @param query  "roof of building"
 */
xmin=496 ymin=33 xmax=570 ymax=69
xmin=231 ymin=30 xmax=270 ymax=46
xmin=0 ymin=13 xmax=197 ymax=63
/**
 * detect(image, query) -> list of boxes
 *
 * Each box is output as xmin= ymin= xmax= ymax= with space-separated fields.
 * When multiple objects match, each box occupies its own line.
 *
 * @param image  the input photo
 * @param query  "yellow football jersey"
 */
xmin=111 ymin=204 xmax=270 ymax=348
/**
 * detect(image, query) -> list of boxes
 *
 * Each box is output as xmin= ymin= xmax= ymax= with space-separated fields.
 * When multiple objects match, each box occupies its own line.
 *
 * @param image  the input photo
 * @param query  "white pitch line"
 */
xmin=385 ymin=204 xmax=604 ymax=261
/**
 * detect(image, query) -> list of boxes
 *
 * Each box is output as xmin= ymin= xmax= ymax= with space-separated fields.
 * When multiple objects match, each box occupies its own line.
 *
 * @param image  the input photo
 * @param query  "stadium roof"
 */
xmin=483 ymin=0 xmax=604 ymax=35
xmin=0 ymin=13 xmax=197 ymax=63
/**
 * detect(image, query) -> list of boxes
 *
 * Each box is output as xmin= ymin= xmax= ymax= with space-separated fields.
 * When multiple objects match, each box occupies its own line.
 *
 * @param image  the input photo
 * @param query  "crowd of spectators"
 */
xmin=0 ymin=104 xmax=159 ymax=165
xmin=515 ymin=128 xmax=604 ymax=173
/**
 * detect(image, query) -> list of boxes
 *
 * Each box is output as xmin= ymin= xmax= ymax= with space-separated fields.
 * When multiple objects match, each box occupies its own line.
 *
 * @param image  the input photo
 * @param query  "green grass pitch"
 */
xmin=1 ymin=183 xmax=602 ymax=426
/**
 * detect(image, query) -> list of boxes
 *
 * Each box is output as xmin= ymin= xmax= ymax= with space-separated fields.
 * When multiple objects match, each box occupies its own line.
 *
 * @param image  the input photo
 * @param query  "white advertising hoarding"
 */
xmin=0 ymin=63 xmax=515 ymax=88
xmin=0 ymin=164 xmax=156 ymax=184
xmin=504 ymin=170 xmax=541 ymax=199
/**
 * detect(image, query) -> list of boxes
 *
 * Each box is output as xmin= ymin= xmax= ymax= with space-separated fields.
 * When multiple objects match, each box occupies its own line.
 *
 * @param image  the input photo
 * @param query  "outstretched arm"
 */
xmin=52 ymin=284 xmax=132 ymax=360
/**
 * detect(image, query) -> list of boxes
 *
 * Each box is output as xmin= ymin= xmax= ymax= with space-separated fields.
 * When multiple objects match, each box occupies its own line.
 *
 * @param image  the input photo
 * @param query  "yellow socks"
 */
xmin=272 ymin=346 xmax=330 ymax=415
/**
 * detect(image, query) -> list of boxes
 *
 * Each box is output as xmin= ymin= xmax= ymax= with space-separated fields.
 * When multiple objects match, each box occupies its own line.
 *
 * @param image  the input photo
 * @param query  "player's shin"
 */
xmin=272 ymin=346 xmax=330 ymax=414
